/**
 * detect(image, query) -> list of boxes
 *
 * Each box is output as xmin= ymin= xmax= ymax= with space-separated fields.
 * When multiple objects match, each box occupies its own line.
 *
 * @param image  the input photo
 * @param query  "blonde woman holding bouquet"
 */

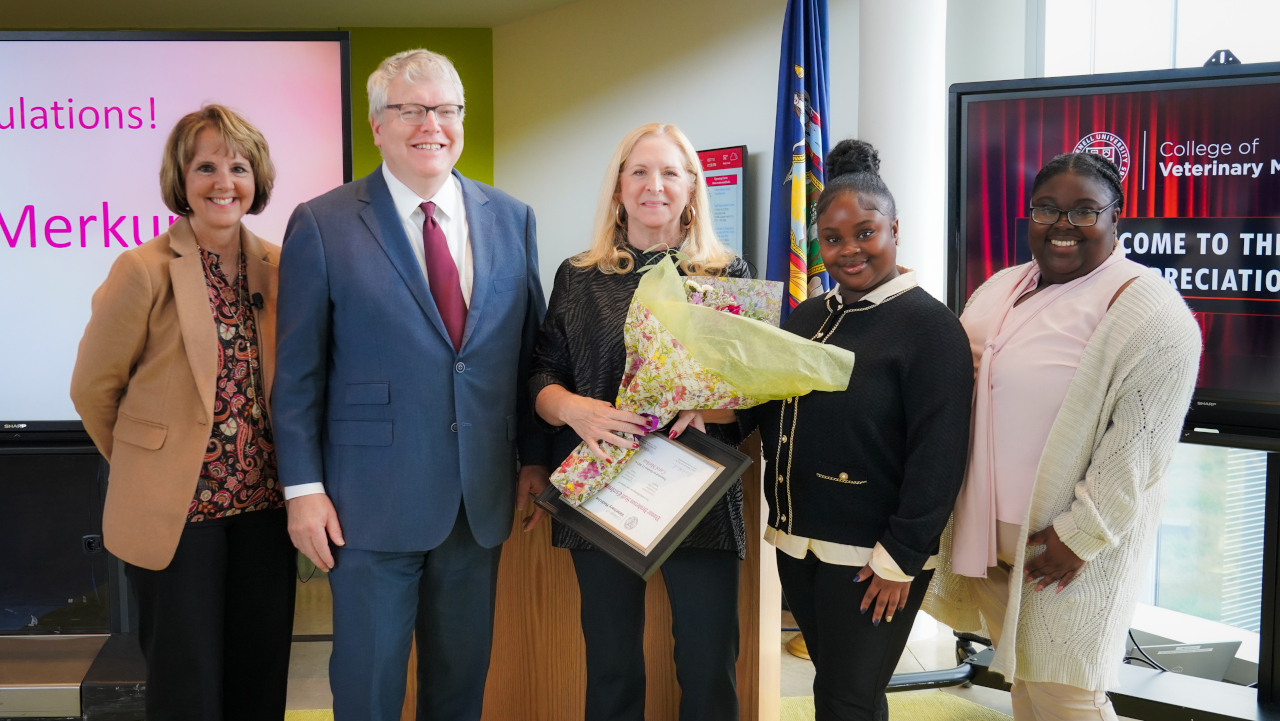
xmin=530 ymin=123 xmax=746 ymax=721
xmin=743 ymin=140 xmax=974 ymax=721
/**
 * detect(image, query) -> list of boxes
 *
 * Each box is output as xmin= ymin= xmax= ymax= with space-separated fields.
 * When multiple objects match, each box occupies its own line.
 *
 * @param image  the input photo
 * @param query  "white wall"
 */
xmin=494 ymin=0 xmax=861 ymax=292
xmin=858 ymin=0 xmax=949 ymax=298
xmin=494 ymin=0 xmax=1030 ymax=299
xmin=946 ymin=0 xmax=1027 ymax=87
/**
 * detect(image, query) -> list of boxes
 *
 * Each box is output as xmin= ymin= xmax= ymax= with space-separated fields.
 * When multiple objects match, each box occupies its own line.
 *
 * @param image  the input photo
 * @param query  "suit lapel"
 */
xmin=458 ymin=172 xmax=496 ymax=352
xmin=167 ymin=218 xmax=219 ymax=424
xmin=242 ymin=226 xmax=278 ymax=406
xmin=357 ymin=168 xmax=453 ymax=347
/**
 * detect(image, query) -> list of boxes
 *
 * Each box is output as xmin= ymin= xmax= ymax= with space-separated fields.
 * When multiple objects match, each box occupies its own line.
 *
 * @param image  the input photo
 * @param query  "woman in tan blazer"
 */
xmin=70 ymin=105 xmax=294 ymax=721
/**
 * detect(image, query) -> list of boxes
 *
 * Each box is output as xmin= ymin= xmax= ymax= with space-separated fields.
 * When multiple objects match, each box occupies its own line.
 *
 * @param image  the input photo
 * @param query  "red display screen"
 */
xmin=960 ymin=77 xmax=1280 ymax=410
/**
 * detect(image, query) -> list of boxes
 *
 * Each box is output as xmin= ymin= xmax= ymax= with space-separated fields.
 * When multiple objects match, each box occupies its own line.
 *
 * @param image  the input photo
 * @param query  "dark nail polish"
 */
xmin=872 ymin=618 xmax=880 ymax=627
xmin=860 ymin=607 xmax=867 ymax=614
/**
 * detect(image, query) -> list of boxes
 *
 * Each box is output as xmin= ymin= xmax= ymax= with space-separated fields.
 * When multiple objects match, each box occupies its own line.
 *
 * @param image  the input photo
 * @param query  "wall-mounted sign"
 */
xmin=698 ymin=145 xmax=746 ymax=256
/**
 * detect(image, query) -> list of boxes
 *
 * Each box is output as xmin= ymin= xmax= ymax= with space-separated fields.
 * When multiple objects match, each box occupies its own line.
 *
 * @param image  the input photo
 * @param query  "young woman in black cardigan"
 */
xmin=742 ymin=140 xmax=973 ymax=721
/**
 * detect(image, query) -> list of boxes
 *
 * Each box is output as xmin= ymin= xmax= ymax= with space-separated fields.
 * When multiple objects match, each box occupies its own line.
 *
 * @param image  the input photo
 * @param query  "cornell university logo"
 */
xmin=1074 ymin=132 xmax=1131 ymax=181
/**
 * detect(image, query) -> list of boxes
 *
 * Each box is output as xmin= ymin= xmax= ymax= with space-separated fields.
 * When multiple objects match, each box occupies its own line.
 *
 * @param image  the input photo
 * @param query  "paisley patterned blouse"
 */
xmin=187 ymin=248 xmax=283 ymax=522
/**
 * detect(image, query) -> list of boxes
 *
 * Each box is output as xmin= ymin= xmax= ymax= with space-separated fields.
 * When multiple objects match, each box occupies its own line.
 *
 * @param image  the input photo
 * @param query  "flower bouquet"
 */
xmin=550 ymin=255 xmax=855 ymax=506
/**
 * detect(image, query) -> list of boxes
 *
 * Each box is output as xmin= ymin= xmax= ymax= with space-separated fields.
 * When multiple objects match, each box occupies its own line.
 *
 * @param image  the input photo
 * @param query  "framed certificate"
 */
xmin=536 ymin=427 xmax=752 ymax=579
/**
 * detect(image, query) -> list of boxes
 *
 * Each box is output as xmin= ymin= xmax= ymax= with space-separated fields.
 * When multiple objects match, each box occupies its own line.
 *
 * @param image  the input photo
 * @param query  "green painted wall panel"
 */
xmin=346 ymin=28 xmax=494 ymax=185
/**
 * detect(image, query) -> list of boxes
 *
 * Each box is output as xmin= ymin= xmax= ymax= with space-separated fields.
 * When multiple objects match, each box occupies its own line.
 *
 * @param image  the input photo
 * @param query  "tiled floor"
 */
xmin=288 ymin=641 xmax=335 ymax=711
xmin=286 ymin=574 xmax=1122 ymax=718
xmin=780 ymin=610 xmax=1016 ymax=715
xmin=288 ymin=571 xmax=336 ymax=711
xmin=779 ymin=611 xmax=1143 ymax=720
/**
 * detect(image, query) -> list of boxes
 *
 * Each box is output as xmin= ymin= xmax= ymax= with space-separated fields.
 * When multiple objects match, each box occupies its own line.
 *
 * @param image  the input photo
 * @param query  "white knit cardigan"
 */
xmin=922 ymin=268 xmax=1201 ymax=692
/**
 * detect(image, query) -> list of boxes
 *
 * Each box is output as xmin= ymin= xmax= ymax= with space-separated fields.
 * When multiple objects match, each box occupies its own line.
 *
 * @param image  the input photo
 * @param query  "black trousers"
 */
xmin=777 ymin=551 xmax=933 ymax=721
xmin=125 ymin=507 xmax=297 ymax=721
xmin=571 ymin=548 xmax=740 ymax=721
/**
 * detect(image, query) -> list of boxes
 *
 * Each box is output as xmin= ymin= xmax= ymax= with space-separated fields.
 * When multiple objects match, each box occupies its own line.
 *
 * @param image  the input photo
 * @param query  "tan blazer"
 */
xmin=70 ymin=217 xmax=280 ymax=570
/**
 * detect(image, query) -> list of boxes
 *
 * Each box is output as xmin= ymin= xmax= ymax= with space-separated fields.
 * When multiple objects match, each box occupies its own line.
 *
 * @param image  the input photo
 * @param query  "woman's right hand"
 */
xmin=538 ymin=386 xmax=649 ymax=459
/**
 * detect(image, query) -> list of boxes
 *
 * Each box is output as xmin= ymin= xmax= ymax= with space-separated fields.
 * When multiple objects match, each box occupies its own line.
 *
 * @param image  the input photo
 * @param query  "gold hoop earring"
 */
xmin=615 ymin=204 xmax=627 ymax=228
xmin=681 ymin=204 xmax=697 ymax=230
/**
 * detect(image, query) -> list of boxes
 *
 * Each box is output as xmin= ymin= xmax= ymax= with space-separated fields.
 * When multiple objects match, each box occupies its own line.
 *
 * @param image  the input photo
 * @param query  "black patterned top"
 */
xmin=188 ymin=249 xmax=283 ymax=522
xmin=529 ymin=247 xmax=749 ymax=558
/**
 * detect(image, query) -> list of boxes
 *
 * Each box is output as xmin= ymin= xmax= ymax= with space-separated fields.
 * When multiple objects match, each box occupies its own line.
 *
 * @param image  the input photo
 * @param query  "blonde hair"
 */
xmin=367 ymin=48 xmax=466 ymax=121
xmin=160 ymin=105 xmax=275 ymax=217
xmin=573 ymin=123 xmax=736 ymax=275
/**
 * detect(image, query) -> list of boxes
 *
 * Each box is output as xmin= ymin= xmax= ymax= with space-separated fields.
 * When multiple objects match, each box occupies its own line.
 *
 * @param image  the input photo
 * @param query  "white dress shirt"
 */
xmin=764 ymin=268 xmax=938 ymax=583
xmin=283 ymin=164 xmax=474 ymax=501
xmin=381 ymin=163 xmax=475 ymax=305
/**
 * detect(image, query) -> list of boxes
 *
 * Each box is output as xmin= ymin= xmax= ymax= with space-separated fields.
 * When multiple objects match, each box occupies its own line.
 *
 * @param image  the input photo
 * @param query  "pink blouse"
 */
xmin=950 ymin=247 xmax=1144 ymax=577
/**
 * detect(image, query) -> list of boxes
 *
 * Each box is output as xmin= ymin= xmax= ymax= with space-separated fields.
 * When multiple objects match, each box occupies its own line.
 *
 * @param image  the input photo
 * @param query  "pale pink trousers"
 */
xmin=968 ymin=522 xmax=1119 ymax=721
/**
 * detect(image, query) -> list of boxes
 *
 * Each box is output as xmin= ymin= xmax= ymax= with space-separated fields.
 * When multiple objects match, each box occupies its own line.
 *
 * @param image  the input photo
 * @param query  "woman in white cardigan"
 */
xmin=923 ymin=152 xmax=1200 ymax=720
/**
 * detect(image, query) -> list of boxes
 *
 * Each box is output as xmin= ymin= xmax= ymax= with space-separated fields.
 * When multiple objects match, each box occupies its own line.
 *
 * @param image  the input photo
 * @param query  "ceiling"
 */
xmin=0 ymin=0 xmax=581 ymax=29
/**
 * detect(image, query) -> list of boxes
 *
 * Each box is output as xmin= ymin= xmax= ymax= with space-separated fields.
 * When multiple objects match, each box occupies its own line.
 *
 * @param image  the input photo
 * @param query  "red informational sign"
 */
xmin=698 ymin=148 xmax=744 ymax=171
xmin=697 ymin=146 xmax=747 ymax=255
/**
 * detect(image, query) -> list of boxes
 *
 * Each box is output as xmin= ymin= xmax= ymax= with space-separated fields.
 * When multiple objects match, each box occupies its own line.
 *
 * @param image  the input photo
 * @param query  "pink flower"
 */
xmin=718 ymin=304 xmax=743 ymax=315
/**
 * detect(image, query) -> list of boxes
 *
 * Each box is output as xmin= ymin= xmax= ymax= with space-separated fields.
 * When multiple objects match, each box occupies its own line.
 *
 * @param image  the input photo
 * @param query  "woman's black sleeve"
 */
xmin=877 ymin=309 xmax=976 ymax=577
xmin=528 ymin=261 xmax=577 ymax=431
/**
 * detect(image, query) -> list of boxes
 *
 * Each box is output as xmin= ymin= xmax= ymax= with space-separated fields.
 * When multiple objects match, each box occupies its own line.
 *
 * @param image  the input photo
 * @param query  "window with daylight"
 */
xmin=1045 ymin=0 xmax=1280 ymax=78
xmin=1142 ymin=443 xmax=1268 ymax=634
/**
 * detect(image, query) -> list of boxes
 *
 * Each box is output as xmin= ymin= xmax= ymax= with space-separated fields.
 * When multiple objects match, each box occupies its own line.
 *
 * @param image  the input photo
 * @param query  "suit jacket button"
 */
xmin=451 ymin=423 xmax=458 ymax=432
xmin=455 ymin=362 xmax=466 ymax=373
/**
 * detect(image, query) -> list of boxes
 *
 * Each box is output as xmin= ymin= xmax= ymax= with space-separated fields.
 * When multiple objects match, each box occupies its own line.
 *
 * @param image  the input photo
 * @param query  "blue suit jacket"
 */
xmin=272 ymin=167 xmax=549 ymax=551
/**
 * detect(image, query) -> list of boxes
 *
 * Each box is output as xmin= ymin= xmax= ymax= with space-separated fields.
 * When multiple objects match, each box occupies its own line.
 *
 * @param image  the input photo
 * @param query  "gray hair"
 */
xmin=366 ymin=49 xmax=466 ymax=121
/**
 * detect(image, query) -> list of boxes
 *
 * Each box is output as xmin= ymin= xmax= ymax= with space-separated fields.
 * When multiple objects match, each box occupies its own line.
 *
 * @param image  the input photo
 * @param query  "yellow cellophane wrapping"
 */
xmin=635 ymin=257 xmax=853 ymax=399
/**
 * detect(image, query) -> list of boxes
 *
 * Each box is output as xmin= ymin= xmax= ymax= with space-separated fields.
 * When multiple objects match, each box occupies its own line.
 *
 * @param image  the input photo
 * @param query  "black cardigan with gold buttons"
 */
xmin=741 ymin=285 xmax=973 ymax=577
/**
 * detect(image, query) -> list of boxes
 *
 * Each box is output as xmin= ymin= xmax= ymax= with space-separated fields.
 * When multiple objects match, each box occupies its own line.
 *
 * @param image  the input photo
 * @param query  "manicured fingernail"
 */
xmin=872 ymin=618 xmax=880 ymax=627
xmin=860 ymin=606 xmax=867 ymax=614
xmin=886 ymin=616 xmax=894 ymax=623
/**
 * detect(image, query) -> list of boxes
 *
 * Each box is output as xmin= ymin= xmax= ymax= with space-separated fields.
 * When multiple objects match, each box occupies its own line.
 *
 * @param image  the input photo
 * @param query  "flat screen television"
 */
xmin=948 ymin=62 xmax=1280 ymax=433
xmin=0 ymin=31 xmax=352 ymax=432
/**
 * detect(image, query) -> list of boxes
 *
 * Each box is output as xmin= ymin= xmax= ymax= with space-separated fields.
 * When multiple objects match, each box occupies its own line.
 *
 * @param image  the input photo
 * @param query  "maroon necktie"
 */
xmin=420 ymin=201 xmax=467 ymax=352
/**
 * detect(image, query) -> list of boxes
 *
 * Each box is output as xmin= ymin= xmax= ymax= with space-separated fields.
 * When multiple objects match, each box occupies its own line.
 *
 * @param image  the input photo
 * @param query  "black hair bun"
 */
xmin=827 ymin=139 xmax=880 ymax=179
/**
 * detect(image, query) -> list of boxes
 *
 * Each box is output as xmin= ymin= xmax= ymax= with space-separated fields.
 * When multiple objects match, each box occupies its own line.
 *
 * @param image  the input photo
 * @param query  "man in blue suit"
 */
xmin=272 ymin=49 xmax=550 ymax=720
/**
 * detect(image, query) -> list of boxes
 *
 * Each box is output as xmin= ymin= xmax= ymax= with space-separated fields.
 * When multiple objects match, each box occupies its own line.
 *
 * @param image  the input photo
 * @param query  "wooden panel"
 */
xmin=402 ymin=433 xmax=768 ymax=721
xmin=478 ymin=491 xmax=588 ymax=721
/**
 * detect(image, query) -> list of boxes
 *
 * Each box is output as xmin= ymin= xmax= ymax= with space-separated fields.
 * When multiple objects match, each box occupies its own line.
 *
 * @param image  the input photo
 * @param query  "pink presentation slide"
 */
xmin=0 ymin=39 xmax=347 ymax=422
